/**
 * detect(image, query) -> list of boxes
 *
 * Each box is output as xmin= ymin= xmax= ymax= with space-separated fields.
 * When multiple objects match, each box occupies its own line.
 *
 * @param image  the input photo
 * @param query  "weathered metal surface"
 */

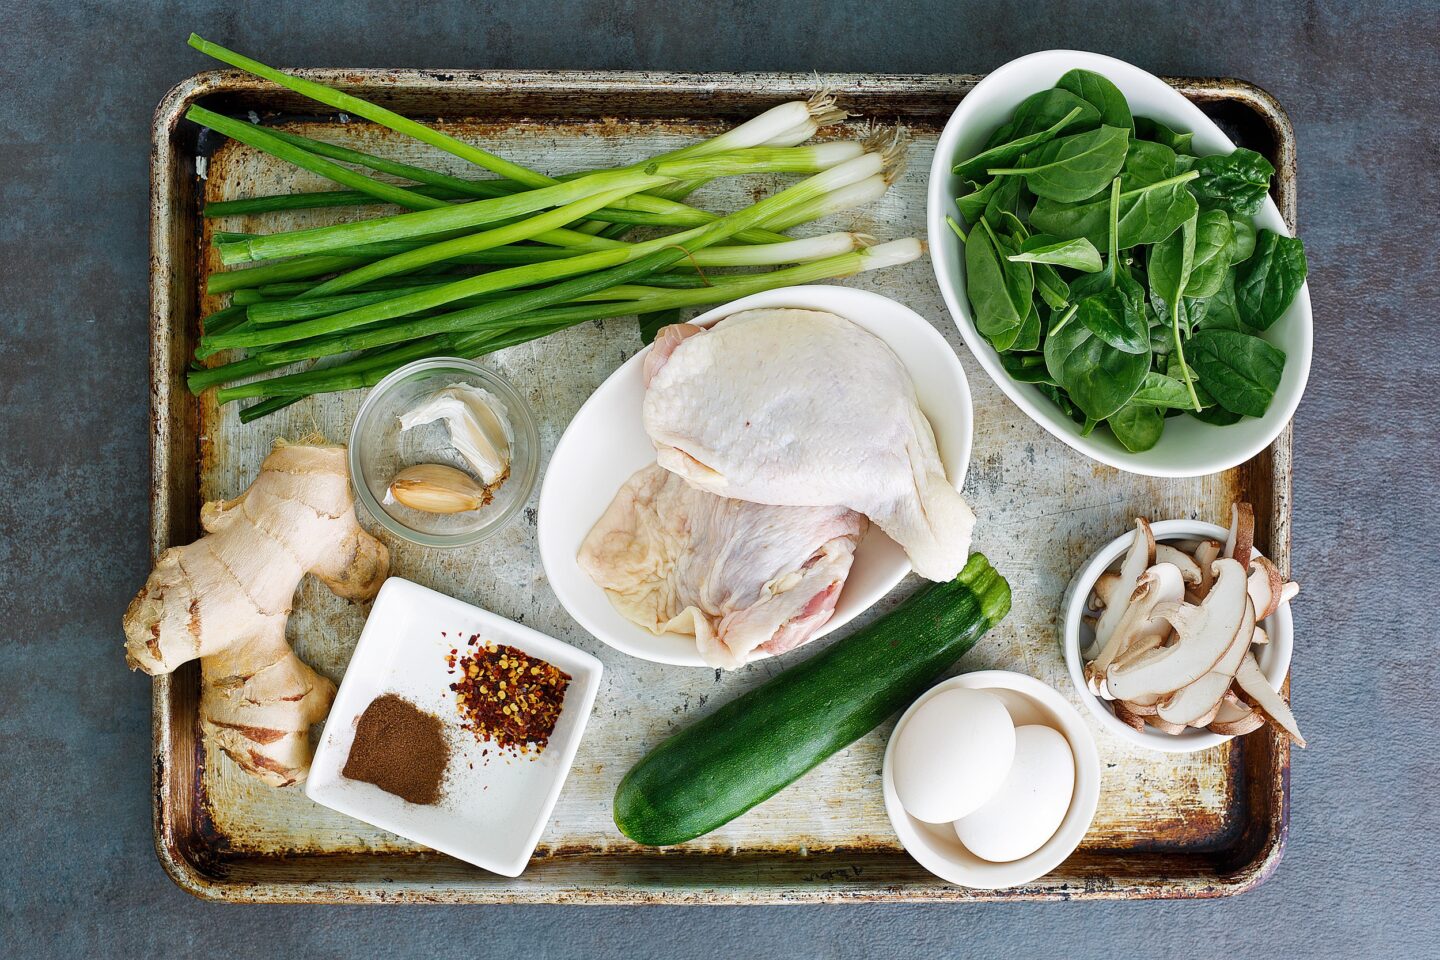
xmin=149 ymin=69 xmax=1293 ymax=902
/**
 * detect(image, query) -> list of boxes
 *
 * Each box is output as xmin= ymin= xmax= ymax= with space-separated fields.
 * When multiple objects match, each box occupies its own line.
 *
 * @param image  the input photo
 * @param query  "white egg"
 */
xmin=892 ymin=688 xmax=1016 ymax=824
xmin=953 ymin=724 xmax=1076 ymax=863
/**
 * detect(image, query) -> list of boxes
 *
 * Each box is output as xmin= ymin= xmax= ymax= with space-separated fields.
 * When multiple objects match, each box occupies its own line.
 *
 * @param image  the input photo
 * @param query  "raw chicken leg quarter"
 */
xmin=642 ymin=308 xmax=975 ymax=581
xmin=579 ymin=463 xmax=868 ymax=669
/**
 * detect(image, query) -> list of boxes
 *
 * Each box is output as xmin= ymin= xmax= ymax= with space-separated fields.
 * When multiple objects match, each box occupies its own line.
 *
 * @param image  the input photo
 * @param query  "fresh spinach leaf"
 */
xmin=1030 ymin=176 xmax=1198 ymax=250
xmin=965 ymin=218 xmax=1032 ymax=345
xmin=988 ymin=125 xmax=1129 ymax=202
xmin=1228 ymin=214 xmax=1256 ymax=263
xmin=956 ymin=179 xmax=1000 ymax=223
xmin=1108 ymin=402 xmax=1165 ymax=452
xmin=982 ymin=174 xmax=1024 ymax=228
xmin=1134 ymin=116 xmax=1194 ymax=154
xmin=1234 ymin=230 xmax=1307 ymax=330
xmin=1149 ymin=213 xmax=1197 ymax=308
xmin=1188 ymin=329 xmax=1286 ymax=417
xmin=954 ymin=106 xmax=1086 ymax=180
xmin=1011 ymin=301 xmax=1042 ymax=352
xmin=1184 ymin=209 xmax=1235 ymax=298
xmin=1076 ymin=287 xmax=1149 ymax=354
xmin=1034 ymin=263 xmax=1072 ymax=310
xmin=1037 ymin=383 xmax=1084 ymax=422
xmin=1007 ymin=234 xmax=1104 ymax=272
xmin=1129 ymin=371 xmax=1194 ymax=408
xmin=1189 ymin=147 xmax=1275 ymax=216
xmin=1007 ymin=88 xmax=1103 ymax=139
xmin=1120 ymin=139 xmax=1177 ymax=188
xmin=1189 ymin=404 xmax=1243 ymax=425
xmin=1149 ymin=214 xmax=1202 ymax=410
xmin=1044 ymin=322 xmax=1150 ymax=420
xmin=1000 ymin=351 xmax=1056 ymax=384
xmin=1195 ymin=268 xmax=1246 ymax=331
xmin=1057 ymin=69 xmax=1134 ymax=132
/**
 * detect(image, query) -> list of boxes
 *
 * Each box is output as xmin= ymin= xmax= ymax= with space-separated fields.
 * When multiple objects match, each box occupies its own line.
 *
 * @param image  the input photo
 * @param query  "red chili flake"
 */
xmin=447 ymin=636 xmax=571 ymax=757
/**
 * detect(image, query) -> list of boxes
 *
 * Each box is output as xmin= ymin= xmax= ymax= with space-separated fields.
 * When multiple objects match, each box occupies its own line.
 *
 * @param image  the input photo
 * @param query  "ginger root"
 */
xmin=124 ymin=443 xmax=388 ymax=786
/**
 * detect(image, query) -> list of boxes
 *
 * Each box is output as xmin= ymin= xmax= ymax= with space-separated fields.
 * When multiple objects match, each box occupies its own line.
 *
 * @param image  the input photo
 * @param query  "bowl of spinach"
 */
xmin=927 ymin=50 xmax=1312 ymax=477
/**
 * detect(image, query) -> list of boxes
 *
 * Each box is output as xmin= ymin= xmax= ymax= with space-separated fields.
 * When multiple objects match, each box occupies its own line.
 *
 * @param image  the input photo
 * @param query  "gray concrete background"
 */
xmin=2 ymin=1 xmax=1436 ymax=956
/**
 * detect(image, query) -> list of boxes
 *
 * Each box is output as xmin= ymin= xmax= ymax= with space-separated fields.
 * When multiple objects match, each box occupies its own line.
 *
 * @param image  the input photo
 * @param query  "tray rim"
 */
xmin=148 ymin=67 xmax=1294 ymax=904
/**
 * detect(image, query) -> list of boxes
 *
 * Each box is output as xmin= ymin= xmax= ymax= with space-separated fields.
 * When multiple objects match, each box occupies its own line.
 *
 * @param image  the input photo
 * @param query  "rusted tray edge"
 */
xmin=148 ymin=69 xmax=1295 ymax=904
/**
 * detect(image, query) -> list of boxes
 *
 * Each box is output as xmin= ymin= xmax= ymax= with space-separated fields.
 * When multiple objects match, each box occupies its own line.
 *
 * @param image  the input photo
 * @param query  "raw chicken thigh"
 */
xmin=642 ymin=308 xmax=974 ymax=581
xmin=579 ymin=463 xmax=868 ymax=668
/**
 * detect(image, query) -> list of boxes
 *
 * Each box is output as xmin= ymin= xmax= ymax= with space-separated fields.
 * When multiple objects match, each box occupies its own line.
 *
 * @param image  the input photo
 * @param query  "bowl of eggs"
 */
xmin=882 ymin=671 xmax=1101 ymax=889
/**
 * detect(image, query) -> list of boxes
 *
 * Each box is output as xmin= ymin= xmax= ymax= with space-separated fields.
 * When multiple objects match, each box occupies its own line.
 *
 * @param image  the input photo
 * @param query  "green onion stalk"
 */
xmin=241 ymin=231 xmax=868 ymax=328
xmin=220 ymin=238 xmax=921 ymax=413
xmin=188 ymin=35 xmax=833 ymax=238
xmin=193 ymin=157 xmax=893 ymax=392
xmin=199 ymin=152 xmax=887 ymax=355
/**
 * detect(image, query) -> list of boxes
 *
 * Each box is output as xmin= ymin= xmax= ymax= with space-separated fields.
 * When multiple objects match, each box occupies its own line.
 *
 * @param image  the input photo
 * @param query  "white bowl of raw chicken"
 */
xmin=538 ymin=286 xmax=973 ymax=667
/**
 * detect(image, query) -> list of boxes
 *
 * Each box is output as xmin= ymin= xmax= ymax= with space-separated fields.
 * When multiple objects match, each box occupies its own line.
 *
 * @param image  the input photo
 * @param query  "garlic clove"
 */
xmin=387 ymin=463 xmax=489 ymax=514
xmin=398 ymin=383 xmax=512 ymax=486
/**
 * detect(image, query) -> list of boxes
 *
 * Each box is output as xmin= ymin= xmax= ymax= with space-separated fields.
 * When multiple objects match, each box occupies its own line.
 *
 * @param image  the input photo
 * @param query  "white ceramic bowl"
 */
xmin=1060 ymin=519 xmax=1294 ymax=753
xmin=306 ymin=578 xmax=603 ymax=877
xmin=927 ymin=49 xmax=1312 ymax=478
xmin=538 ymin=285 xmax=973 ymax=666
xmin=882 ymin=671 xmax=1101 ymax=890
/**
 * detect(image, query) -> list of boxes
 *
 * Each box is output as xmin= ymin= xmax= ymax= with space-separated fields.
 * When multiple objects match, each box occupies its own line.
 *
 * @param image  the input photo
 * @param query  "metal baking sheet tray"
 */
xmin=148 ymin=68 xmax=1296 ymax=902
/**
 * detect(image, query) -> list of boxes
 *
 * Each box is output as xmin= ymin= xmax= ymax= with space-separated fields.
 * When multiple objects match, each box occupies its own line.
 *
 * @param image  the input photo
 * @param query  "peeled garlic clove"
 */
xmin=387 ymin=463 xmax=488 ymax=514
xmin=398 ymin=383 xmax=512 ymax=486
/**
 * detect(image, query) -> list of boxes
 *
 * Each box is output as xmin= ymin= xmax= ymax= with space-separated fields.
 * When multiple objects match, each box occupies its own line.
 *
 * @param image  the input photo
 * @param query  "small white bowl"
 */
xmin=538 ymin=285 xmax=973 ymax=667
xmin=926 ymin=49 xmax=1313 ymax=478
xmin=882 ymin=671 xmax=1101 ymax=890
xmin=306 ymin=578 xmax=602 ymax=877
xmin=348 ymin=357 xmax=541 ymax=548
xmin=1060 ymin=519 xmax=1294 ymax=753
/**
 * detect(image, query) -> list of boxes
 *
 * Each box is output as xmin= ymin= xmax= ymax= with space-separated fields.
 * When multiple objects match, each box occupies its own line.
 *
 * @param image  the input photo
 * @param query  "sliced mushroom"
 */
xmin=1279 ymin=581 xmax=1300 ymax=605
xmin=1251 ymin=625 xmax=1269 ymax=645
xmin=1234 ymin=653 xmax=1306 ymax=747
xmin=1146 ymin=716 xmax=1188 ymax=736
xmin=1209 ymin=693 xmax=1266 ymax=735
xmin=1123 ymin=696 xmax=1161 ymax=716
xmin=1087 ymin=518 xmax=1155 ymax=658
xmin=1088 ymin=565 xmax=1185 ymax=679
xmin=1155 ymin=543 xmax=1203 ymax=586
xmin=1156 ymin=597 xmax=1256 ymax=726
xmin=1190 ymin=700 xmax=1224 ymax=728
xmin=1193 ymin=540 xmax=1223 ymax=598
xmin=1113 ymin=700 xmax=1148 ymax=732
xmin=1089 ymin=571 xmax=1123 ymax=611
xmin=1224 ymin=502 xmax=1255 ymax=563
xmin=1209 ymin=709 xmax=1267 ymax=736
xmin=1247 ymin=555 xmax=1285 ymax=621
xmin=1106 ymin=559 xmax=1250 ymax=702
xmin=1112 ymin=631 xmax=1167 ymax=671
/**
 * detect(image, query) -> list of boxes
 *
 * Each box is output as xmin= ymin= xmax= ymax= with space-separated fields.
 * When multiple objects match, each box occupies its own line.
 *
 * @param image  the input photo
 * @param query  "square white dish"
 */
xmin=305 ymin=577 xmax=603 ymax=877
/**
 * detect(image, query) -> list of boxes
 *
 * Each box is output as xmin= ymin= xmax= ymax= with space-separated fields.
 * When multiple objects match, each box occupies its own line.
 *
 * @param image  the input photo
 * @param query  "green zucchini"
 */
xmin=614 ymin=554 xmax=1011 ymax=846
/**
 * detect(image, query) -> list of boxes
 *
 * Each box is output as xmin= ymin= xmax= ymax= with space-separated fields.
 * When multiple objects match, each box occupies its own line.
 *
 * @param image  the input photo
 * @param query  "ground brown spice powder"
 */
xmin=342 ymin=693 xmax=449 ymax=805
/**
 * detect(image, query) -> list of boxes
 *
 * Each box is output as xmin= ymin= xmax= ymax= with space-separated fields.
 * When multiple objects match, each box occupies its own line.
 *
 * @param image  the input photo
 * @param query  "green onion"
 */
xmin=187 ymin=105 xmax=448 ymax=212
xmin=214 ymin=168 xmax=672 ymax=265
xmin=215 ymin=239 xmax=921 ymax=405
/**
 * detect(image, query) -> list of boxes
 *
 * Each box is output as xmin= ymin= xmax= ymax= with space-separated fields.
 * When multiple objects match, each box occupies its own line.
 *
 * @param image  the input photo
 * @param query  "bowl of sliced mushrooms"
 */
xmin=1061 ymin=504 xmax=1303 ymax=754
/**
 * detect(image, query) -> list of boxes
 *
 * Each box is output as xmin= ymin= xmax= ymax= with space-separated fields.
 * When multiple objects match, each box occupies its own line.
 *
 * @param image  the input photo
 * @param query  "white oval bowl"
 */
xmin=1060 ymin=518 xmax=1294 ymax=753
xmin=883 ymin=671 xmax=1102 ymax=890
xmin=926 ymin=49 xmax=1312 ymax=478
xmin=538 ymin=285 xmax=973 ymax=666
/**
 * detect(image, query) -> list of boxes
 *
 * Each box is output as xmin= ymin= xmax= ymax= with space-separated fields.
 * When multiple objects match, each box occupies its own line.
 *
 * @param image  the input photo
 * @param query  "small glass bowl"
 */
xmin=349 ymin=358 xmax=539 ymax=548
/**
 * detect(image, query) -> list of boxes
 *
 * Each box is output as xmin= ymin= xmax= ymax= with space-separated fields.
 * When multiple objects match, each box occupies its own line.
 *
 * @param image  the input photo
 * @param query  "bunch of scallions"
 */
xmin=183 ymin=36 xmax=922 ymax=422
